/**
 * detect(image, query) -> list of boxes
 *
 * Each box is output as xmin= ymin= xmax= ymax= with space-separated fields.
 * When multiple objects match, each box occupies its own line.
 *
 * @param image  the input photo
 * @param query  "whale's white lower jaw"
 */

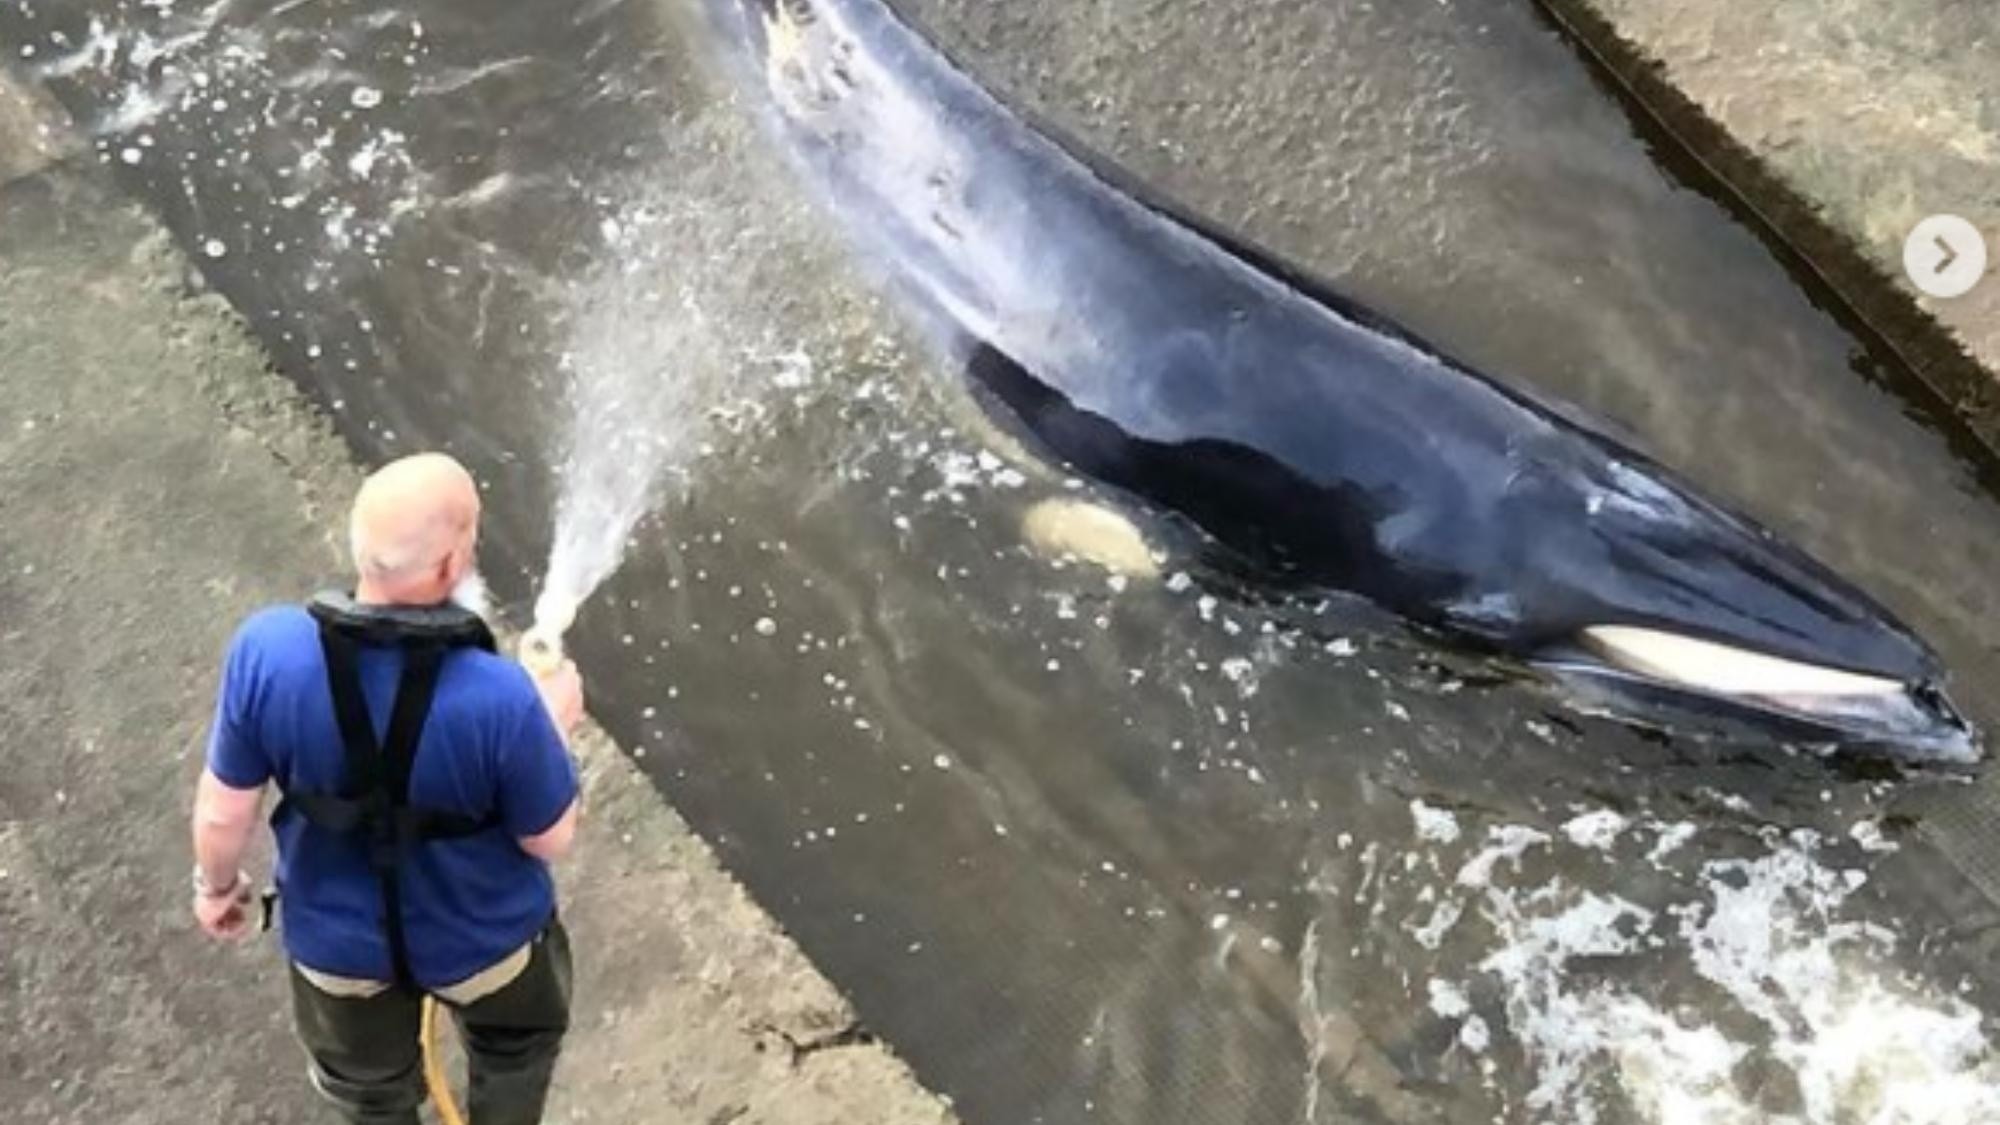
xmin=1535 ymin=626 xmax=1982 ymax=762
xmin=1579 ymin=626 xmax=1905 ymax=698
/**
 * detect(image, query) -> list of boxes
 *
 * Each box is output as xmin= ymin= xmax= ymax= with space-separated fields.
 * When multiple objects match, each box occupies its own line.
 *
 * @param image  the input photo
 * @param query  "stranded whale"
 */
xmin=711 ymin=0 xmax=1977 ymax=761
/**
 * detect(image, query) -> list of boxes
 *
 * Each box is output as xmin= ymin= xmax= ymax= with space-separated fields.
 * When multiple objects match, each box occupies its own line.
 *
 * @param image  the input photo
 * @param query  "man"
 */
xmin=191 ymin=453 xmax=586 ymax=1125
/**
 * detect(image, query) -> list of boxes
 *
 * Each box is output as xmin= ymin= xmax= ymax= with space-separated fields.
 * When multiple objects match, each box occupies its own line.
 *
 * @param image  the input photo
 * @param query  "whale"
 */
xmin=707 ymin=0 xmax=1978 ymax=762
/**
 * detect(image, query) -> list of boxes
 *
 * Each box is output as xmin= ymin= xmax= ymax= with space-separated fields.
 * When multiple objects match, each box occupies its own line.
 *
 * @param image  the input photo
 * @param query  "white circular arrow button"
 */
xmin=1904 ymin=214 xmax=1986 ymax=299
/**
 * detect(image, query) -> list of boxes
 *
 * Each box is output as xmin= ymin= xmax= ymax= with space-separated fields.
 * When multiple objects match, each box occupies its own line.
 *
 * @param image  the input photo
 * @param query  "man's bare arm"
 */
xmin=518 ymin=655 xmax=584 ymax=863
xmin=191 ymin=769 xmax=264 ymax=940
xmin=193 ymin=769 xmax=265 ymax=887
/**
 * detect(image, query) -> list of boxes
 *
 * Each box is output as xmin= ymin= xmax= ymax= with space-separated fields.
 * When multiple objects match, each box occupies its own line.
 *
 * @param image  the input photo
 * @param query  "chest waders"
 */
xmin=282 ymin=591 xmax=501 ymax=992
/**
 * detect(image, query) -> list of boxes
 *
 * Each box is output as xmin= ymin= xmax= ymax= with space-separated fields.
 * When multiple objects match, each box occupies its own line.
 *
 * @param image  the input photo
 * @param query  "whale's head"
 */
xmin=1492 ymin=449 xmax=1981 ymax=764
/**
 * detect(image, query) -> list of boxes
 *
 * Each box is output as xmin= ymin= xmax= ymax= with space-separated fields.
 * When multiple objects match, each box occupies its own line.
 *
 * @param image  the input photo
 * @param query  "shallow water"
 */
xmin=8 ymin=0 xmax=2000 ymax=1120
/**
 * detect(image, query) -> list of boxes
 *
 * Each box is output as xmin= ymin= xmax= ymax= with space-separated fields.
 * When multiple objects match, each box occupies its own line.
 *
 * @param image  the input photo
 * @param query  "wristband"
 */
xmin=193 ymin=866 xmax=247 ymax=899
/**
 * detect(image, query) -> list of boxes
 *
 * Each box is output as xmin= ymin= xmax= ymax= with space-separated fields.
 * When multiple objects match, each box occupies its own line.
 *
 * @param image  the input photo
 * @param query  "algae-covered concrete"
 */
xmin=1541 ymin=0 xmax=2000 ymax=454
xmin=0 ymin=71 xmax=69 ymax=183
xmin=0 ymin=76 xmax=953 ymax=1125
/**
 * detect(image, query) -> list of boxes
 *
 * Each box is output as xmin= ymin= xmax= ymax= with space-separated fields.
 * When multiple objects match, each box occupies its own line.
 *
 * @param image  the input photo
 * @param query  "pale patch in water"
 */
xmin=1020 ymin=498 xmax=1160 ymax=580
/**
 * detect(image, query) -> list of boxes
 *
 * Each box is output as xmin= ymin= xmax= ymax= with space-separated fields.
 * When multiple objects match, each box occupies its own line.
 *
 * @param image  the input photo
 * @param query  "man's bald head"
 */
xmin=349 ymin=453 xmax=482 ymax=604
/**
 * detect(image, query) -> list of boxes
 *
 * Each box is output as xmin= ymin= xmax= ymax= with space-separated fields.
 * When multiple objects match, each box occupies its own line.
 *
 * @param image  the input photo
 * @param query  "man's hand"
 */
xmin=192 ymin=770 xmax=263 ymax=943
xmin=194 ymin=873 xmax=256 ymax=942
xmin=533 ymin=659 xmax=585 ymax=735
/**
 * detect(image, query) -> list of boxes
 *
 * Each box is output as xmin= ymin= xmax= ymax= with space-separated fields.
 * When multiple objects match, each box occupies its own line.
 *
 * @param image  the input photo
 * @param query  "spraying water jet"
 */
xmin=525 ymin=184 xmax=782 ymax=678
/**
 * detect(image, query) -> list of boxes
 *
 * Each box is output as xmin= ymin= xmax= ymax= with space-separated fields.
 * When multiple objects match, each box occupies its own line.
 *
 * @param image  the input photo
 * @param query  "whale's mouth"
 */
xmin=1580 ymin=626 xmax=1905 ymax=699
xmin=1534 ymin=625 xmax=1979 ymax=762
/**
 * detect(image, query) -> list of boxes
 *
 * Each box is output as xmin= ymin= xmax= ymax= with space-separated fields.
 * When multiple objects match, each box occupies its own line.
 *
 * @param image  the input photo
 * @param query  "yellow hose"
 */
xmin=421 ymin=996 xmax=470 ymax=1125
xmin=420 ymin=611 xmax=568 ymax=1125
xmin=416 ymin=605 xmax=569 ymax=1125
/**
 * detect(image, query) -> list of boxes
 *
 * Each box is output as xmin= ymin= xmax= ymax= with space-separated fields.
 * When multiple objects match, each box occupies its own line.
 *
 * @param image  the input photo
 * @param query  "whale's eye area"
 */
xmin=1579 ymin=626 xmax=1903 ymax=699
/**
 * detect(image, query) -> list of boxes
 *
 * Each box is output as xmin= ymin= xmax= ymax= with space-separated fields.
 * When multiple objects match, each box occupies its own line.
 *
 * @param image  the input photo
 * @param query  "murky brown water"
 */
xmin=6 ymin=0 xmax=1999 ymax=1120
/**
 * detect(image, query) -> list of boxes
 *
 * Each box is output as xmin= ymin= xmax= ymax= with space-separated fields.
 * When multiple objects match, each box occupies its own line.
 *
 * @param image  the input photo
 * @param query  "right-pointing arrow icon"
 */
xmin=1935 ymin=235 xmax=1959 ymax=275
xmin=1905 ymin=214 xmax=1986 ymax=299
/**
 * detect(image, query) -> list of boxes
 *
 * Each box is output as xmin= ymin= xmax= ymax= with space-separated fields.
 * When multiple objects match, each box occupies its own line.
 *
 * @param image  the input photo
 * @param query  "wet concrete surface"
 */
xmin=0 ymin=79 xmax=953 ymax=1125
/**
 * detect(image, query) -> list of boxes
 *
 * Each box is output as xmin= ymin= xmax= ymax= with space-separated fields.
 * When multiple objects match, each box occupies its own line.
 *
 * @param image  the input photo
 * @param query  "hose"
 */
xmin=421 ymin=996 xmax=470 ymax=1125
xmin=421 ymin=594 xmax=575 ymax=1125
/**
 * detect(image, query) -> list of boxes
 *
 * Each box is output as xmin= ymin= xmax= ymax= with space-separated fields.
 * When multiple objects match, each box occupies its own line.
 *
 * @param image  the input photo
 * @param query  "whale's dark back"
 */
xmin=723 ymin=0 xmax=1943 ymax=689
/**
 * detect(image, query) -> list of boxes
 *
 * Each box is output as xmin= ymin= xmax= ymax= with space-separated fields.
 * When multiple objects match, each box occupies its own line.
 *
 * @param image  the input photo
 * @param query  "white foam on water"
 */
xmin=1683 ymin=846 xmax=1998 ymax=1123
xmin=1455 ymin=823 xmax=1549 ymax=888
xmin=1297 ymin=918 xmax=1330 ymax=1125
xmin=1411 ymin=799 xmax=1463 ymax=844
xmin=33 ymin=17 xmax=120 ymax=79
xmin=1562 ymin=809 xmax=1629 ymax=851
xmin=25 ymin=0 xmax=429 ymax=286
xmin=1423 ymin=821 xmax=2000 ymax=1124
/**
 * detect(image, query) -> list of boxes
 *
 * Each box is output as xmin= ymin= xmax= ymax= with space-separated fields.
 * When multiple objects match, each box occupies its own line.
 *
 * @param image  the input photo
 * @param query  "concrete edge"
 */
xmin=1531 ymin=0 xmax=2000 ymax=474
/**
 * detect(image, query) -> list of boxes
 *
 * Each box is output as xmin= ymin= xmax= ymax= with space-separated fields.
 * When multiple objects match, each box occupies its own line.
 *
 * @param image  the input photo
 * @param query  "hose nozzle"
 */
xmin=518 ymin=590 xmax=579 ymax=677
xmin=518 ymin=627 xmax=565 ymax=676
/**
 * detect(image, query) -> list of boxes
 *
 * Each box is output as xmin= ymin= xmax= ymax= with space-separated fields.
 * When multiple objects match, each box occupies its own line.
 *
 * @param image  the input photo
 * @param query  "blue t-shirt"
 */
xmin=206 ymin=605 xmax=578 ymax=989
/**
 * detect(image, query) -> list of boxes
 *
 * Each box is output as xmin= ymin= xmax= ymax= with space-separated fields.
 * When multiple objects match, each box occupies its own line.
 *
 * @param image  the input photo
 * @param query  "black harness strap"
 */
xmin=377 ymin=642 xmax=446 ymax=816
xmin=318 ymin=627 xmax=388 ymax=821
xmin=290 ymin=593 xmax=500 ymax=993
